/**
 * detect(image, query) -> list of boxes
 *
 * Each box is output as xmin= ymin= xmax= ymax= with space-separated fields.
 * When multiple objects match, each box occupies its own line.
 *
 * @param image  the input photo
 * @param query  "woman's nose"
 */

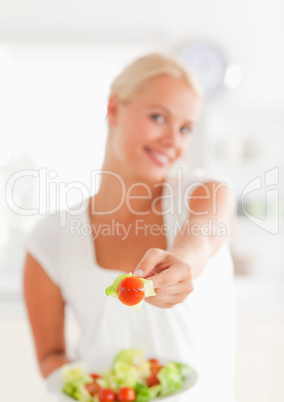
xmin=161 ymin=126 xmax=180 ymax=147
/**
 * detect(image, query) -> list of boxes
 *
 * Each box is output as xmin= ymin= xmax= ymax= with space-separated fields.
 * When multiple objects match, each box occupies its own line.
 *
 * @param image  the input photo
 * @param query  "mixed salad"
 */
xmin=105 ymin=273 xmax=156 ymax=311
xmin=61 ymin=348 xmax=191 ymax=402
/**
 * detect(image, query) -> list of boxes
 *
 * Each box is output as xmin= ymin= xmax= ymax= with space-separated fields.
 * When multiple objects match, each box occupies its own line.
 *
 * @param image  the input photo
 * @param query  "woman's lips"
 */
xmin=144 ymin=147 xmax=171 ymax=167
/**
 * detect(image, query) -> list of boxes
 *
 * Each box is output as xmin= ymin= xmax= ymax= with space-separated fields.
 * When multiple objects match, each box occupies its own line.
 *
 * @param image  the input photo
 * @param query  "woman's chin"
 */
xmin=135 ymin=167 xmax=169 ymax=184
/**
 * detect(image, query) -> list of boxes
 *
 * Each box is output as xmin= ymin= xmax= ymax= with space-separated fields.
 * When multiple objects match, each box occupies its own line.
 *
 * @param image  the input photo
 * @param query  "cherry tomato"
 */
xmin=85 ymin=382 xmax=101 ymax=396
xmin=117 ymin=276 xmax=145 ymax=306
xmin=98 ymin=388 xmax=116 ymax=402
xmin=147 ymin=363 xmax=163 ymax=387
xmin=148 ymin=358 xmax=160 ymax=365
xmin=150 ymin=364 xmax=163 ymax=376
xmin=117 ymin=387 xmax=136 ymax=402
xmin=90 ymin=373 xmax=101 ymax=381
xmin=147 ymin=373 xmax=160 ymax=387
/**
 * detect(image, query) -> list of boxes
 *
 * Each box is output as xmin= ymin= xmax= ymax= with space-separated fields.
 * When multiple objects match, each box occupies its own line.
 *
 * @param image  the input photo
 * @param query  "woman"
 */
xmin=23 ymin=54 xmax=236 ymax=401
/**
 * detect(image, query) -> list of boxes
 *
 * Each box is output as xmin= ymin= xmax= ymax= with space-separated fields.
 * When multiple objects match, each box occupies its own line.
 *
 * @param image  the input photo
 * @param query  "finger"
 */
xmin=153 ymin=285 xmax=180 ymax=296
xmin=146 ymin=293 xmax=188 ymax=308
xmin=133 ymin=248 xmax=168 ymax=278
xmin=145 ymin=297 xmax=175 ymax=309
xmin=147 ymin=289 xmax=193 ymax=305
xmin=153 ymin=281 xmax=194 ymax=297
xmin=147 ymin=263 xmax=189 ymax=289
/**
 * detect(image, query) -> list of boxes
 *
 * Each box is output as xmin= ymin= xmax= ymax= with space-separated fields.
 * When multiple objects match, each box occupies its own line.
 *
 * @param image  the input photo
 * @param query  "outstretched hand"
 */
xmin=133 ymin=248 xmax=194 ymax=309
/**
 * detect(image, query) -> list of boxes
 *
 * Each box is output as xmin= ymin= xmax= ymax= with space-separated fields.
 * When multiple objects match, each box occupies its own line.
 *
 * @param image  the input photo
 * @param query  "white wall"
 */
xmin=0 ymin=0 xmax=283 ymax=110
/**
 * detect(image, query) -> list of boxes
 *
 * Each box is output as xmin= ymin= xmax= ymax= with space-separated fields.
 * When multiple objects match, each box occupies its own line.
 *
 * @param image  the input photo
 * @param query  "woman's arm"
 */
xmin=23 ymin=253 xmax=71 ymax=378
xmin=171 ymin=180 xmax=236 ymax=278
xmin=133 ymin=181 xmax=236 ymax=308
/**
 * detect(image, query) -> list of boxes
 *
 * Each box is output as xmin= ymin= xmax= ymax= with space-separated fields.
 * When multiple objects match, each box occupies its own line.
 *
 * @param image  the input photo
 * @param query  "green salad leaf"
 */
xmin=61 ymin=365 xmax=92 ymax=400
xmin=101 ymin=348 xmax=151 ymax=391
xmin=73 ymin=385 xmax=97 ymax=402
xmin=157 ymin=362 xmax=184 ymax=396
xmin=114 ymin=347 xmax=145 ymax=365
xmin=135 ymin=382 xmax=161 ymax=402
xmin=105 ymin=274 xmax=129 ymax=299
xmin=173 ymin=362 xmax=191 ymax=380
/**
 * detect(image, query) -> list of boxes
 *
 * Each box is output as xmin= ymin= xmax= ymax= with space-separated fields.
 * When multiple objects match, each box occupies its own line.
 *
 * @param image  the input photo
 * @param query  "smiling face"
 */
xmin=107 ymin=74 xmax=202 ymax=184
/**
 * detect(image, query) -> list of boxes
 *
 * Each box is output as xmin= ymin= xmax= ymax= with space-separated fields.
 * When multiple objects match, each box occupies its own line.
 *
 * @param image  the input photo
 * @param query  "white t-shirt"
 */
xmin=25 ymin=173 xmax=236 ymax=402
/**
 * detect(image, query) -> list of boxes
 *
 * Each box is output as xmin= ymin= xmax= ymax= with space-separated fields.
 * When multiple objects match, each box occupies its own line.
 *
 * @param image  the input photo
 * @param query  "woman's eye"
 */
xmin=150 ymin=114 xmax=165 ymax=123
xmin=180 ymin=126 xmax=192 ymax=135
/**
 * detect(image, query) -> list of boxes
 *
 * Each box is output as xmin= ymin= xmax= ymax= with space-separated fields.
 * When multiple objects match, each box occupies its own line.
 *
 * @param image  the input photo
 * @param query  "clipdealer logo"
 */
xmin=6 ymin=165 xmax=280 ymax=235
xmin=5 ymin=167 xmax=227 ymax=226
xmin=241 ymin=167 xmax=279 ymax=234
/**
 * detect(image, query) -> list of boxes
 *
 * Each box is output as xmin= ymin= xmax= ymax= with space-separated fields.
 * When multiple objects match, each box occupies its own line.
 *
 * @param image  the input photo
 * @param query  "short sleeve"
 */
xmin=24 ymin=214 xmax=61 ymax=286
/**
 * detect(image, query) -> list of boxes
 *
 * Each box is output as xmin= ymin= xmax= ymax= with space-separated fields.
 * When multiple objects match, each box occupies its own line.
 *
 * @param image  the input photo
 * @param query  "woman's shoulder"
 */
xmin=27 ymin=212 xmax=62 ymax=241
xmin=24 ymin=200 xmax=90 ymax=286
xmin=165 ymin=167 xmax=218 ymax=199
xmin=26 ymin=198 xmax=89 ymax=246
xmin=166 ymin=167 xmax=234 ymax=197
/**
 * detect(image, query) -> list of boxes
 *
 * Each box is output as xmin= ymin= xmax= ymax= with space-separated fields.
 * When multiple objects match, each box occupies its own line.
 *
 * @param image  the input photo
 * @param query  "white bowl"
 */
xmin=46 ymin=358 xmax=198 ymax=402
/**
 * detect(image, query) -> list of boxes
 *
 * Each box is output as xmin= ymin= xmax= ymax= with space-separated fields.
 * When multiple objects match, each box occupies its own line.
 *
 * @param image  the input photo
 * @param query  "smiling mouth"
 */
xmin=144 ymin=147 xmax=171 ymax=167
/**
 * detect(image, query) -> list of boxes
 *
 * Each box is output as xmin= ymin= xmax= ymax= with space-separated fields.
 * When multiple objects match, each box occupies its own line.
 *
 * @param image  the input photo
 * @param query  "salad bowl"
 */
xmin=46 ymin=354 xmax=198 ymax=402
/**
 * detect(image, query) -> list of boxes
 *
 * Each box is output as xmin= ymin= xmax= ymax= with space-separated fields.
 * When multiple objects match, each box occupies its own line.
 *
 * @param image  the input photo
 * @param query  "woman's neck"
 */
xmin=90 ymin=161 xmax=164 ymax=219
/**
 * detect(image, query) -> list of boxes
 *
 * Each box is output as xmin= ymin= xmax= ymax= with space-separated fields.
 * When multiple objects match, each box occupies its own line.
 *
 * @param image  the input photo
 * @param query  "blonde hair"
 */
xmin=109 ymin=53 xmax=203 ymax=102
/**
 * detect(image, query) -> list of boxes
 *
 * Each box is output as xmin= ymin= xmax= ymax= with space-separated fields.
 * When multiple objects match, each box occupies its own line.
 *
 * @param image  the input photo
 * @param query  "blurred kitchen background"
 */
xmin=0 ymin=1 xmax=283 ymax=401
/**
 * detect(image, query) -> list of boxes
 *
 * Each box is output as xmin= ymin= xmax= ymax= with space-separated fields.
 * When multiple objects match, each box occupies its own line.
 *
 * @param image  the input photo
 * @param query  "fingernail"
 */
xmin=133 ymin=269 xmax=144 ymax=277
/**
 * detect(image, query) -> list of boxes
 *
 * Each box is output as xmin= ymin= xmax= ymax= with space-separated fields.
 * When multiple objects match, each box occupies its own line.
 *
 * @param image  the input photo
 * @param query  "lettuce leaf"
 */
xmin=105 ymin=274 xmax=129 ymax=299
xmin=61 ymin=365 xmax=92 ymax=399
xmin=100 ymin=349 xmax=151 ymax=390
xmin=157 ymin=362 xmax=183 ymax=396
xmin=173 ymin=362 xmax=191 ymax=380
xmin=114 ymin=348 xmax=145 ymax=366
xmin=73 ymin=384 xmax=98 ymax=402
xmin=135 ymin=382 xmax=161 ymax=402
